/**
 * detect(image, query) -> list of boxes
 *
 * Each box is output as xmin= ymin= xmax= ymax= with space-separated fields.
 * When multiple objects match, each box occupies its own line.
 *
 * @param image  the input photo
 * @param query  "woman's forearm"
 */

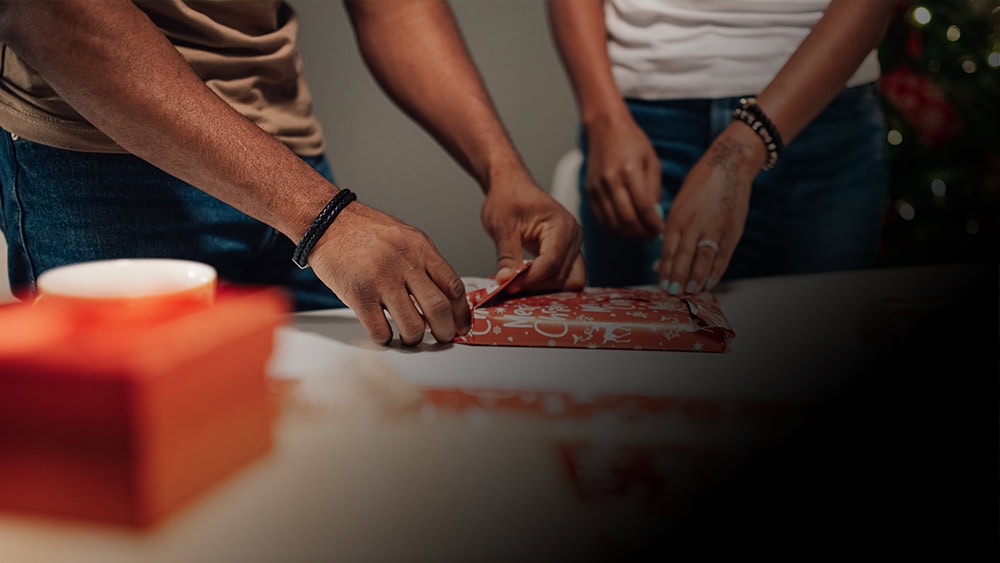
xmin=755 ymin=0 xmax=897 ymax=145
xmin=547 ymin=0 xmax=630 ymax=130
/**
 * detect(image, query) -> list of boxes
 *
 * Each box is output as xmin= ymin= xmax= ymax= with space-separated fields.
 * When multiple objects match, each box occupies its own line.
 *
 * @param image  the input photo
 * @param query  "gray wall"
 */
xmin=294 ymin=0 xmax=579 ymax=277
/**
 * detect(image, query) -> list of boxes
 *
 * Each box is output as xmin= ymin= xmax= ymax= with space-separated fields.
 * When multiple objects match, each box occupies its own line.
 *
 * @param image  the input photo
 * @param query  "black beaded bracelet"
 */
xmin=731 ymin=97 xmax=784 ymax=170
xmin=292 ymin=188 xmax=357 ymax=269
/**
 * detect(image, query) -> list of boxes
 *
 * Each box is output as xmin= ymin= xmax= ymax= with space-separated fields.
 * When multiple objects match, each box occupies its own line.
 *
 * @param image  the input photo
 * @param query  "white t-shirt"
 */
xmin=606 ymin=0 xmax=881 ymax=100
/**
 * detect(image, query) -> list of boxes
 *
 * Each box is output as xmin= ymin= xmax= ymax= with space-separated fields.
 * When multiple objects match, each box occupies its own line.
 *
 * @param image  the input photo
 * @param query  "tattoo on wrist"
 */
xmin=707 ymin=138 xmax=749 ymax=212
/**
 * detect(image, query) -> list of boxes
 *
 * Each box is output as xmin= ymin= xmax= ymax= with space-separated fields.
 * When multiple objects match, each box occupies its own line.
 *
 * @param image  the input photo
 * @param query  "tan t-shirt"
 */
xmin=0 ymin=0 xmax=324 ymax=156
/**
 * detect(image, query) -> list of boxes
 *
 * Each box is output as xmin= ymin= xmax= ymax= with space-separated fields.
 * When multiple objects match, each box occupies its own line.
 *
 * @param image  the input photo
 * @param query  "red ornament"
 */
xmin=878 ymin=66 xmax=963 ymax=146
xmin=906 ymin=30 xmax=923 ymax=60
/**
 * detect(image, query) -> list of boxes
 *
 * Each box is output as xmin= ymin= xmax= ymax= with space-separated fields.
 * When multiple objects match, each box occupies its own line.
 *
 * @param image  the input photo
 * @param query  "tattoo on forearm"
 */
xmin=706 ymin=138 xmax=749 ymax=212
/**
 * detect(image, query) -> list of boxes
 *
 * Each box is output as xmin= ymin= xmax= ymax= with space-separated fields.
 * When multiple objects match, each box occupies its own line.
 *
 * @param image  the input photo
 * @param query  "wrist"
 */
xmin=481 ymin=160 xmax=538 ymax=196
xmin=730 ymin=97 xmax=784 ymax=170
xmin=714 ymin=123 xmax=770 ymax=177
xmin=284 ymin=186 xmax=341 ymax=242
xmin=581 ymin=103 xmax=633 ymax=134
xmin=291 ymin=188 xmax=357 ymax=269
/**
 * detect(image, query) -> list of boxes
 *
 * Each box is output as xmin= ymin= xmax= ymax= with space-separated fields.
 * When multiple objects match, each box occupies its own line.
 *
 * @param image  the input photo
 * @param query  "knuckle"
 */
xmin=445 ymin=276 xmax=467 ymax=301
xmin=350 ymin=285 xmax=381 ymax=313
xmin=425 ymin=296 xmax=454 ymax=321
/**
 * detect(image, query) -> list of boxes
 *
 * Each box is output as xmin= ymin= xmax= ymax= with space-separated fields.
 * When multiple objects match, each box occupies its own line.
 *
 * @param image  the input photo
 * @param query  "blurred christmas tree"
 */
xmin=875 ymin=0 xmax=999 ymax=266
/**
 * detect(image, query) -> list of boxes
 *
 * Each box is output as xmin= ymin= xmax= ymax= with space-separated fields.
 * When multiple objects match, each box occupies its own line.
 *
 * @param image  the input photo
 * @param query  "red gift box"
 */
xmin=0 ymin=288 xmax=288 ymax=528
xmin=455 ymin=263 xmax=734 ymax=352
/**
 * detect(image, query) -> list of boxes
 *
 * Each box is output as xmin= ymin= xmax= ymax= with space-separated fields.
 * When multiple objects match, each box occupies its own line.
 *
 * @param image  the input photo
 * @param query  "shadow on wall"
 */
xmin=0 ymin=235 xmax=11 ymax=303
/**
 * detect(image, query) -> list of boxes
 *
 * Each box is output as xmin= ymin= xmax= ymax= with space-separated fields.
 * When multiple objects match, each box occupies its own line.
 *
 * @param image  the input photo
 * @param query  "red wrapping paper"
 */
xmin=454 ymin=263 xmax=735 ymax=352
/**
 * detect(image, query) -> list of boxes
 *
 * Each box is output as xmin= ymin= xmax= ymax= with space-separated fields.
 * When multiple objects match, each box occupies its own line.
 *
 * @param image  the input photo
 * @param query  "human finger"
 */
xmin=704 ymin=231 xmax=739 ymax=292
xmin=380 ymin=289 xmax=428 ymax=347
xmin=607 ymin=176 xmax=644 ymax=237
xmin=349 ymin=289 xmax=395 ymax=346
xmin=424 ymin=253 xmax=472 ymax=336
xmin=657 ymin=226 xmax=681 ymax=292
xmin=685 ymin=236 xmax=721 ymax=294
xmin=623 ymin=164 xmax=663 ymax=238
xmin=492 ymin=228 xmax=524 ymax=282
xmin=407 ymin=274 xmax=460 ymax=344
xmin=666 ymin=230 xmax=697 ymax=296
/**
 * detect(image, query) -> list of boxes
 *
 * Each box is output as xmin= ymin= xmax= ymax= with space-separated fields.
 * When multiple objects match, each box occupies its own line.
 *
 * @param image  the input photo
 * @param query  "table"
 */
xmin=0 ymin=262 xmax=992 ymax=562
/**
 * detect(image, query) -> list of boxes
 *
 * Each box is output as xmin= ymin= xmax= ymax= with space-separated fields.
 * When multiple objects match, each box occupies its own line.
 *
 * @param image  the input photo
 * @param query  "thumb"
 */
xmin=494 ymin=233 xmax=524 ymax=282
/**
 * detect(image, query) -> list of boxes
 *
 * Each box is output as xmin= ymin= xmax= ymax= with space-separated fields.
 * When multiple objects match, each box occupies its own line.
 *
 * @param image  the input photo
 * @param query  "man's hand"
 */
xmin=347 ymin=1 xmax=585 ymax=296
xmin=481 ymin=172 xmax=585 ymax=294
xmin=308 ymin=201 xmax=471 ymax=346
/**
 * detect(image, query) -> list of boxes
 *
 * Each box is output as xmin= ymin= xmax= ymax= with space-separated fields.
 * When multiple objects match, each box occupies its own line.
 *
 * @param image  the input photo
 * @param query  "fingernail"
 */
xmin=496 ymin=267 xmax=513 ymax=280
xmin=685 ymin=281 xmax=697 ymax=294
xmin=657 ymin=232 xmax=664 ymax=243
xmin=651 ymin=259 xmax=660 ymax=272
xmin=655 ymin=202 xmax=664 ymax=219
xmin=668 ymin=281 xmax=681 ymax=295
xmin=704 ymin=276 xmax=713 ymax=290
xmin=659 ymin=280 xmax=670 ymax=291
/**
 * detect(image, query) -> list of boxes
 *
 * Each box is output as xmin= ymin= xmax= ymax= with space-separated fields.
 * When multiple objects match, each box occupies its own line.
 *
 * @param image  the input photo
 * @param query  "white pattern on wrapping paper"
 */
xmin=647 ymin=300 xmax=689 ymax=313
xmin=501 ymin=311 xmax=571 ymax=338
xmin=467 ymin=308 xmax=493 ymax=336
xmin=579 ymin=300 xmax=638 ymax=314
xmin=571 ymin=326 xmax=598 ymax=345
xmin=497 ymin=302 xmax=573 ymax=339
xmin=600 ymin=326 xmax=632 ymax=344
xmin=662 ymin=329 xmax=681 ymax=341
xmin=461 ymin=280 xmax=733 ymax=349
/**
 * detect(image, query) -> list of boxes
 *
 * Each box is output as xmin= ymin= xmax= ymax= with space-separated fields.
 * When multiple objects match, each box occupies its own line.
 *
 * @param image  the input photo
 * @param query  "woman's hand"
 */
xmin=584 ymin=116 xmax=663 ymax=240
xmin=657 ymin=123 xmax=766 ymax=295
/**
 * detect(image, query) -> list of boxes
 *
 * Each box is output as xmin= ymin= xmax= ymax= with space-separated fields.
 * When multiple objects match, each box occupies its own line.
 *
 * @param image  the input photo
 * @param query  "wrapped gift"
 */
xmin=455 ymin=263 xmax=734 ymax=352
xmin=0 ymin=288 xmax=288 ymax=528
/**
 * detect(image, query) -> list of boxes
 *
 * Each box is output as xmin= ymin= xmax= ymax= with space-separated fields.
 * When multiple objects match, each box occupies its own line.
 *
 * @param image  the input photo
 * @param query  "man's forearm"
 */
xmin=345 ymin=0 xmax=532 ymax=193
xmin=0 ymin=0 xmax=336 ymax=242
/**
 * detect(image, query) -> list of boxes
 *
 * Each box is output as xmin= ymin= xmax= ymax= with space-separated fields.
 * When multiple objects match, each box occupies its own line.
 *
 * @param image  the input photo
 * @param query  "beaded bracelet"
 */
xmin=731 ymin=97 xmax=784 ymax=170
xmin=292 ymin=188 xmax=357 ymax=269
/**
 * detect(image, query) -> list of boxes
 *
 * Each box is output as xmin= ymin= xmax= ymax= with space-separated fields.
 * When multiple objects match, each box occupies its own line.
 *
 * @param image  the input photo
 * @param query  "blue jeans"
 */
xmin=579 ymin=83 xmax=889 ymax=287
xmin=0 ymin=132 xmax=346 ymax=311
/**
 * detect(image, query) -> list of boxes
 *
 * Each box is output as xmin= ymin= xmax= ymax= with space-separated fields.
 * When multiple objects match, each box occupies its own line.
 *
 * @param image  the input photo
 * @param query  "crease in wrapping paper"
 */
xmin=455 ymin=261 xmax=735 ymax=352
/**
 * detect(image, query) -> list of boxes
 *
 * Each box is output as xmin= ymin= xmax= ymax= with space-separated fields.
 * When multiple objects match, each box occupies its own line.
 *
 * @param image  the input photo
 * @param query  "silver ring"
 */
xmin=696 ymin=239 xmax=720 ymax=252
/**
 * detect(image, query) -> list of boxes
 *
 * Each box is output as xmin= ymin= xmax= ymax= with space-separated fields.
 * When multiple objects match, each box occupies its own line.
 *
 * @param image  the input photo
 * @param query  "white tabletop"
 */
xmin=0 ymin=262 xmax=987 ymax=562
xmin=273 ymin=262 xmax=967 ymax=400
